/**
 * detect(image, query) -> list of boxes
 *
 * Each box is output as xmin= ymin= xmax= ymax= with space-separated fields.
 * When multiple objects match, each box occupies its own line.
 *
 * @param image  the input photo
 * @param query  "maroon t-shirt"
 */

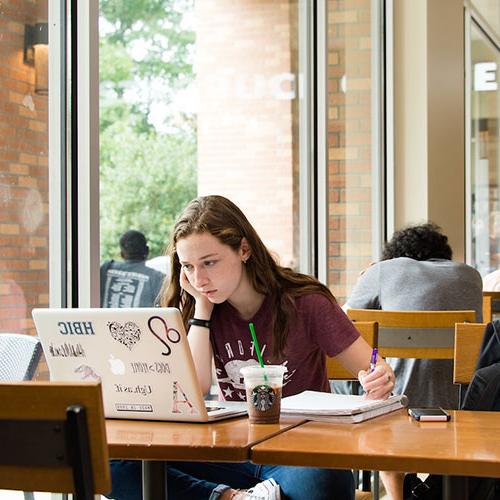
xmin=209 ymin=293 xmax=360 ymax=401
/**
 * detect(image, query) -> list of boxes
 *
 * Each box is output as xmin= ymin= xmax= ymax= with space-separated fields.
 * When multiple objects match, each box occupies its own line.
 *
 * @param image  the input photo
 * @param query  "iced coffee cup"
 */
xmin=240 ymin=365 xmax=286 ymax=424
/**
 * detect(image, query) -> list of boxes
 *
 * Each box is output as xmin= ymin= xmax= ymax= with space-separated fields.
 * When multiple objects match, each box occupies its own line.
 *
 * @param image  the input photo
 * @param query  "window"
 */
xmin=99 ymin=0 xmax=304 ymax=302
xmin=0 ymin=1 xmax=49 ymax=369
xmin=326 ymin=0 xmax=383 ymax=303
xmin=469 ymin=20 xmax=500 ymax=275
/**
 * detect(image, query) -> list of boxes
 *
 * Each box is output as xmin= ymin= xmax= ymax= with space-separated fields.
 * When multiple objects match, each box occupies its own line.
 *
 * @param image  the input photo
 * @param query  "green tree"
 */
xmin=100 ymin=121 xmax=196 ymax=259
xmin=99 ymin=0 xmax=196 ymax=260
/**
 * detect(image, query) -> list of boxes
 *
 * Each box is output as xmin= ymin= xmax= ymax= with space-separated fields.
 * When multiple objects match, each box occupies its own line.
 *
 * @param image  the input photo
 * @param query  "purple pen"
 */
xmin=369 ymin=347 xmax=378 ymax=373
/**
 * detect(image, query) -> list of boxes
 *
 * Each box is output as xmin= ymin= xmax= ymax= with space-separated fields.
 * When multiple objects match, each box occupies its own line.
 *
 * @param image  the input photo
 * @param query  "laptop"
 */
xmin=32 ymin=307 xmax=247 ymax=422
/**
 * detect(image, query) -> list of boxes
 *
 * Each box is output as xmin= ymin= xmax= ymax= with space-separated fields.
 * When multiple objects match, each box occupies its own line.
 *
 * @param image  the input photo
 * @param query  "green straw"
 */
xmin=249 ymin=322 xmax=268 ymax=382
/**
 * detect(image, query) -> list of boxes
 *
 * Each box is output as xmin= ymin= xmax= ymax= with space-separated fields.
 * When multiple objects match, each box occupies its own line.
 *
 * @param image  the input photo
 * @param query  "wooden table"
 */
xmin=107 ymin=415 xmax=305 ymax=499
xmin=251 ymin=409 xmax=500 ymax=500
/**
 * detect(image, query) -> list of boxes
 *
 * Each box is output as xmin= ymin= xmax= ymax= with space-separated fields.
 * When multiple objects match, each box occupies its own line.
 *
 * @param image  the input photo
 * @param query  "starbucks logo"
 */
xmin=251 ymin=385 xmax=275 ymax=412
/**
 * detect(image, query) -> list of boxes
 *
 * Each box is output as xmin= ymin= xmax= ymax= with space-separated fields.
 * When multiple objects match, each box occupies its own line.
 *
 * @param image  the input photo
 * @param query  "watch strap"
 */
xmin=188 ymin=318 xmax=211 ymax=329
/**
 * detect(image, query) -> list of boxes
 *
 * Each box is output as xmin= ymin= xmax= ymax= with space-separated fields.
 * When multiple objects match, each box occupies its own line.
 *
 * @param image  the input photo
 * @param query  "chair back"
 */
xmin=0 ymin=381 xmax=111 ymax=499
xmin=482 ymin=291 xmax=500 ymax=323
xmin=347 ymin=309 xmax=476 ymax=359
xmin=326 ymin=321 xmax=378 ymax=380
xmin=453 ymin=323 xmax=486 ymax=384
xmin=0 ymin=334 xmax=42 ymax=381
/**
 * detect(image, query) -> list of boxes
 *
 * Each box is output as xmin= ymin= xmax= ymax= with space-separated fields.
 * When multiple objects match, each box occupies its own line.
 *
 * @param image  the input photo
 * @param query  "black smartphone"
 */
xmin=408 ymin=407 xmax=451 ymax=422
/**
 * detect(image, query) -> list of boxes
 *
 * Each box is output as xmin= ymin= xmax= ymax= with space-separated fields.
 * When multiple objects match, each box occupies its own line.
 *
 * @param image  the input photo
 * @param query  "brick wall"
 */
xmin=327 ymin=0 xmax=373 ymax=303
xmin=196 ymin=0 xmax=299 ymax=268
xmin=0 ymin=0 xmax=49 ymax=337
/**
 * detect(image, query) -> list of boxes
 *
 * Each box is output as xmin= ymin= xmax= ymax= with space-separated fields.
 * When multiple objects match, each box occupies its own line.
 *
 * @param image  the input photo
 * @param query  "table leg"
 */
xmin=142 ymin=460 xmax=167 ymax=500
xmin=443 ymin=476 xmax=468 ymax=500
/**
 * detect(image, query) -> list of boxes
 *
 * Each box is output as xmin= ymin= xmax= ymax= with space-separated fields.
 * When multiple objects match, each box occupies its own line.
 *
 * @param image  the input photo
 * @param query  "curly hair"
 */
xmin=382 ymin=223 xmax=452 ymax=261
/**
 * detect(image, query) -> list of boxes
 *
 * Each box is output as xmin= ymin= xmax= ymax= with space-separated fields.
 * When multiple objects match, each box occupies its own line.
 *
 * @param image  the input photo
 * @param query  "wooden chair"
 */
xmin=0 ymin=333 xmax=42 ymax=381
xmin=482 ymin=291 xmax=500 ymax=323
xmin=453 ymin=322 xmax=486 ymax=406
xmin=346 ymin=309 xmax=476 ymax=359
xmin=346 ymin=310 xmax=476 ymax=499
xmin=327 ymin=321 xmax=378 ymax=500
xmin=0 ymin=381 xmax=111 ymax=500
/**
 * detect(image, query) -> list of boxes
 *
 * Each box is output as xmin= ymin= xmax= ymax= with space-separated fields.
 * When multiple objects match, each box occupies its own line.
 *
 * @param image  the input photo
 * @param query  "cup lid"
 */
xmin=240 ymin=364 xmax=287 ymax=376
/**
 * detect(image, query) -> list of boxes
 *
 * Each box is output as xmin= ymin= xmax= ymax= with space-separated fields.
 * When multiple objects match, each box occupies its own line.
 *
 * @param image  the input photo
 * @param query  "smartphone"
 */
xmin=408 ymin=407 xmax=451 ymax=422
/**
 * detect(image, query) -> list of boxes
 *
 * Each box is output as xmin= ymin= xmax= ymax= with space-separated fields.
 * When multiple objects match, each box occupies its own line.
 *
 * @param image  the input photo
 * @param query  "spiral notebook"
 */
xmin=281 ymin=391 xmax=407 ymax=423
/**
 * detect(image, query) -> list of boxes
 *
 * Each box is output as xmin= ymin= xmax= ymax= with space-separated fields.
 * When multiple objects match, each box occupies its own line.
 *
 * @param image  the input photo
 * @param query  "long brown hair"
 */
xmin=160 ymin=195 xmax=336 ymax=358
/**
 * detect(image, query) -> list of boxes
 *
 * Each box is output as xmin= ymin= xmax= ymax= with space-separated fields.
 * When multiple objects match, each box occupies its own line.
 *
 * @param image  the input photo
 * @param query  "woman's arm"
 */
xmin=187 ymin=324 xmax=213 ymax=395
xmin=335 ymin=336 xmax=394 ymax=400
xmin=181 ymin=269 xmax=214 ymax=395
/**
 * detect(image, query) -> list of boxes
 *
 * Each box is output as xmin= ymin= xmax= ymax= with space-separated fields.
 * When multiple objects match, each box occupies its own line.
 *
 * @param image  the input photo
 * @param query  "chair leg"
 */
xmin=354 ymin=469 xmax=360 ymax=488
xmin=373 ymin=471 xmax=380 ymax=500
xmin=66 ymin=405 xmax=95 ymax=500
xmin=358 ymin=470 xmax=379 ymax=499
xmin=362 ymin=470 xmax=371 ymax=491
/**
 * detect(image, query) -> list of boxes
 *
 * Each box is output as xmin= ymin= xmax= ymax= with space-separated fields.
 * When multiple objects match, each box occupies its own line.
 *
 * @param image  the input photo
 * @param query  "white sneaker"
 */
xmin=244 ymin=478 xmax=281 ymax=500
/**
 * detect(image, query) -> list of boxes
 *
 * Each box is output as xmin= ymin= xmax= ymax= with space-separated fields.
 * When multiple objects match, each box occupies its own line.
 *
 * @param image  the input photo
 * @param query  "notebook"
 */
xmin=32 ymin=307 xmax=247 ymax=422
xmin=281 ymin=391 xmax=407 ymax=423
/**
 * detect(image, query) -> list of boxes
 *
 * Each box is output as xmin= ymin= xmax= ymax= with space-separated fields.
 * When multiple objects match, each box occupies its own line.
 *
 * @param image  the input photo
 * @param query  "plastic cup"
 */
xmin=240 ymin=365 xmax=286 ymax=424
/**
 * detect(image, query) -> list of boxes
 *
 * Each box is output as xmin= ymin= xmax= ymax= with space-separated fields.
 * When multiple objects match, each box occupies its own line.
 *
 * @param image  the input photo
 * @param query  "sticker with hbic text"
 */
xmin=115 ymin=403 xmax=153 ymax=412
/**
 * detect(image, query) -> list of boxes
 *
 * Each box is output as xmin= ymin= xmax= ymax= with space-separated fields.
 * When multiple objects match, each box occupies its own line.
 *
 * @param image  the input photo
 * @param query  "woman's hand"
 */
xmin=180 ymin=267 xmax=201 ymax=300
xmin=180 ymin=268 xmax=213 ymax=318
xmin=358 ymin=364 xmax=395 ymax=400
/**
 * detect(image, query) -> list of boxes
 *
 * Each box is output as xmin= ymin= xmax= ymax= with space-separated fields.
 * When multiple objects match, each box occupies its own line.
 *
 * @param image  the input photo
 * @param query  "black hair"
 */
xmin=382 ymin=223 xmax=452 ymax=261
xmin=119 ymin=230 xmax=148 ymax=260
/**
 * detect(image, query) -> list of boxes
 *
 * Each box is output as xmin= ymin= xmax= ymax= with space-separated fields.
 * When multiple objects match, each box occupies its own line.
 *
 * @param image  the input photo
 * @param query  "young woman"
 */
xmin=108 ymin=195 xmax=394 ymax=500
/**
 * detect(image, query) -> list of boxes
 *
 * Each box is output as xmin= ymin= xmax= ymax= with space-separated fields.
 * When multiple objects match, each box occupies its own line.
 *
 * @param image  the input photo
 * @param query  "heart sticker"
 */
xmin=108 ymin=321 xmax=141 ymax=350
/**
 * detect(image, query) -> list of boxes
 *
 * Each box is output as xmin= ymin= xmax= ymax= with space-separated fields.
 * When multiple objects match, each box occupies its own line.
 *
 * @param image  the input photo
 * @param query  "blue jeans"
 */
xmin=107 ymin=459 xmax=355 ymax=500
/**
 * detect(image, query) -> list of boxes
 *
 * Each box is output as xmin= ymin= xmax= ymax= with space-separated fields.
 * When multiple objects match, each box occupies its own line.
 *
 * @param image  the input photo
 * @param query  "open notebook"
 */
xmin=32 ymin=307 xmax=247 ymax=422
xmin=281 ymin=391 xmax=407 ymax=423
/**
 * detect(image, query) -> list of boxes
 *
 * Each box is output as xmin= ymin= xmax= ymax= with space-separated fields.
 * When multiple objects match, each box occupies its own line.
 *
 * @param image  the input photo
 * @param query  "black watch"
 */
xmin=188 ymin=318 xmax=211 ymax=329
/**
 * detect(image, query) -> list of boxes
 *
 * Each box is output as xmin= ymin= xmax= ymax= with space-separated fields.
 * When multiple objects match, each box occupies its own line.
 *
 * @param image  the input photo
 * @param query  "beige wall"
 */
xmin=195 ymin=0 xmax=299 ymax=268
xmin=393 ymin=0 xmax=465 ymax=260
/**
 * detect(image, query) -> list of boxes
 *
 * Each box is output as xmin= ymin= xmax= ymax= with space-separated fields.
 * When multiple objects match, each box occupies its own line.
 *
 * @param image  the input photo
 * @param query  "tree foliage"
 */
xmin=100 ymin=122 xmax=196 ymax=259
xmin=99 ymin=0 xmax=196 ymax=259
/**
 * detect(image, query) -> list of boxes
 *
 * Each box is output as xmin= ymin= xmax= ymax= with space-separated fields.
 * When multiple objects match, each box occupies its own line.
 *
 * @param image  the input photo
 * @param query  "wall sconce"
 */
xmin=24 ymin=23 xmax=48 ymax=95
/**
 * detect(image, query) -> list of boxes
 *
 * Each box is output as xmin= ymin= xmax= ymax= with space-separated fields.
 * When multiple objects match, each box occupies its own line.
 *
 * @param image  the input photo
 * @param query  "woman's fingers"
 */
xmin=359 ymin=365 xmax=394 ymax=399
xmin=179 ymin=269 xmax=197 ymax=297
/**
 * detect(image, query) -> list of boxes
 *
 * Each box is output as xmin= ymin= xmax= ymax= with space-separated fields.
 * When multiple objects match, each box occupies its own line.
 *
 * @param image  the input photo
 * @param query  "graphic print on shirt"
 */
xmin=102 ymin=269 xmax=150 ymax=307
xmin=215 ymin=339 xmax=295 ymax=401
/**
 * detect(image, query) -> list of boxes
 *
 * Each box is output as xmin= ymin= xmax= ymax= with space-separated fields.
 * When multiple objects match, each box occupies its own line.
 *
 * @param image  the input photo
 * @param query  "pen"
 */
xmin=369 ymin=347 xmax=378 ymax=373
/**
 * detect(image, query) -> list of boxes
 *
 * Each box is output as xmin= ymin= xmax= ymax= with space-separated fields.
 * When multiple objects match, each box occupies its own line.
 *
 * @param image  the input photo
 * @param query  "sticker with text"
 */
xmin=115 ymin=403 xmax=153 ymax=412
xmin=114 ymin=383 xmax=152 ymax=397
xmin=130 ymin=361 xmax=171 ymax=374
xmin=49 ymin=342 xmax=86 ymax=357
xmin=58 ymin=321 xmax=95 ymax=335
